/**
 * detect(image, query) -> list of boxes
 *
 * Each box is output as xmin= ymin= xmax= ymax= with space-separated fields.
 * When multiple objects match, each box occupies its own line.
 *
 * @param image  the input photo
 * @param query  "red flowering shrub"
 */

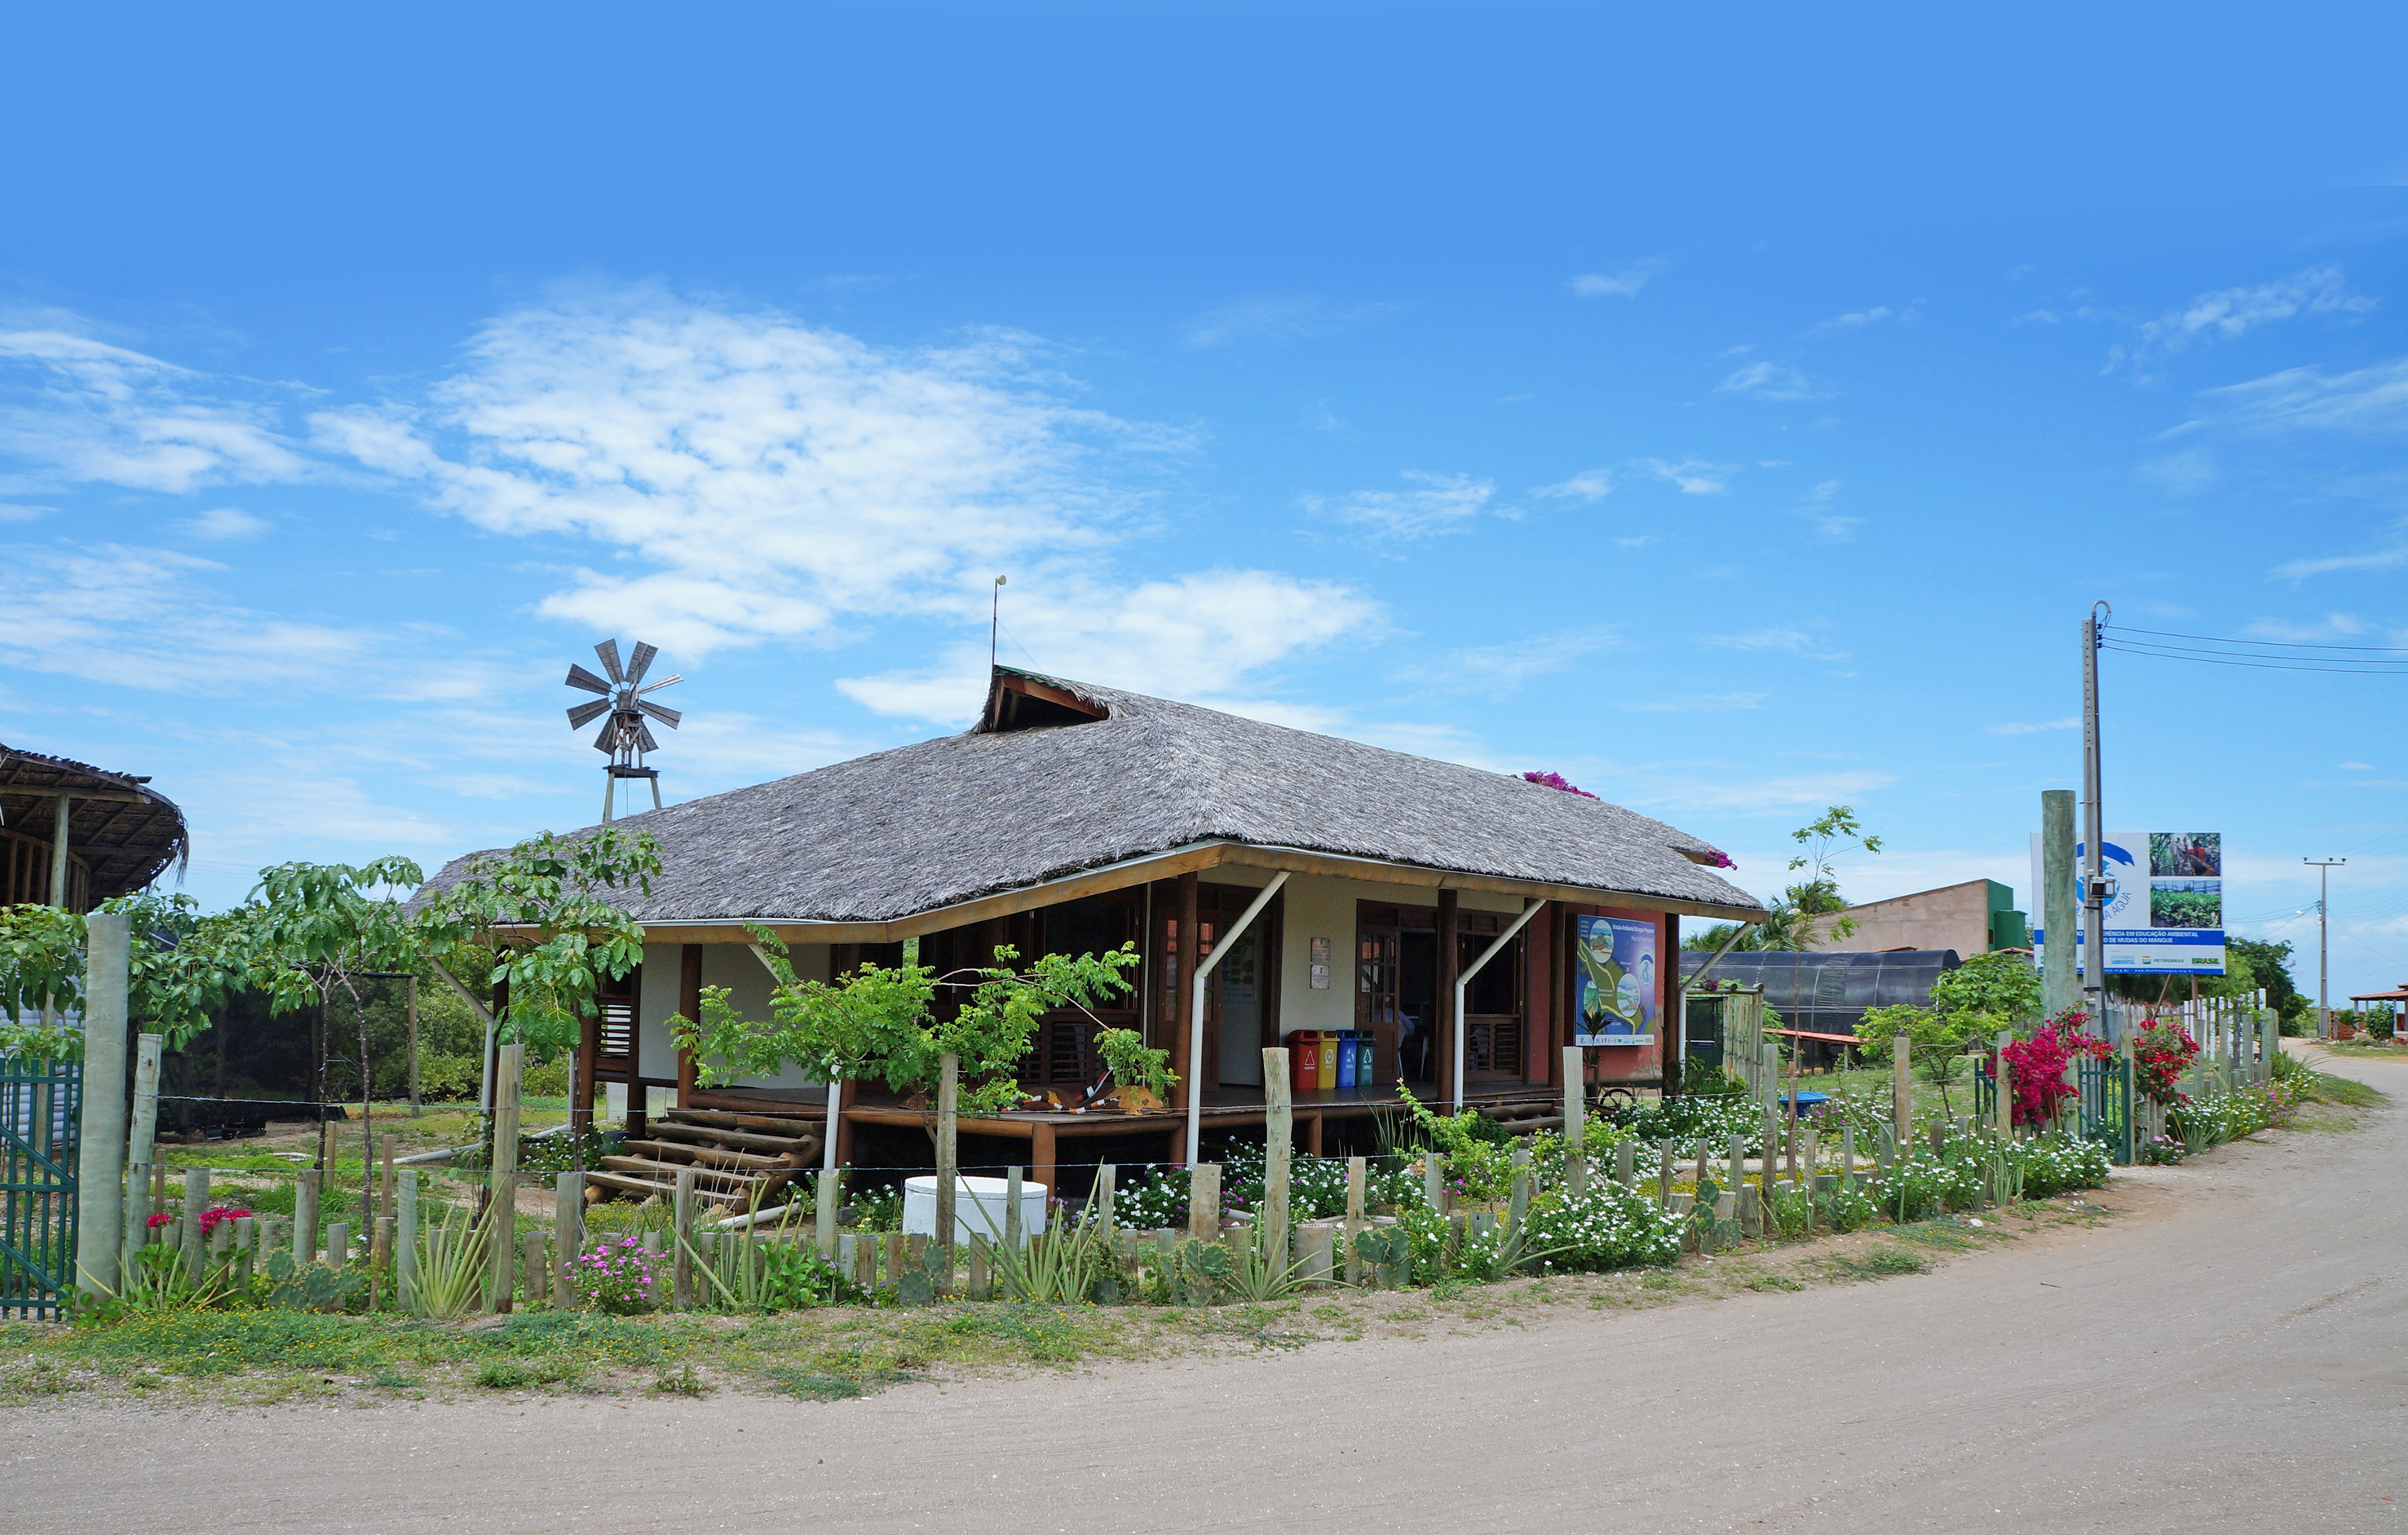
xmin=145 ymin=1211 xmax=172 ymax=1230
xmin=2132 ymin=1019 xmax=2200 ymax=1104
xmin=198 ymin=1205 xmax=250 ymax=1235
xmin=2001 ymin=1012 xmax=2110 ymax=1126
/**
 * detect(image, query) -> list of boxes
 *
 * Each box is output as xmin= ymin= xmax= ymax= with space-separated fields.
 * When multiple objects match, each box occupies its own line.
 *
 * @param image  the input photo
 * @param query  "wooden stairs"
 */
xmin=588 ymin=1109 xmax=824 ymax=1206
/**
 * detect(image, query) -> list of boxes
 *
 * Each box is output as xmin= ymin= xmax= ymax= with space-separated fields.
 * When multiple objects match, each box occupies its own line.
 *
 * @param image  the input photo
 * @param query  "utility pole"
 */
xmin=2080 ymin=603 xmax=2111 ymax=1027
xmin=2304 ymin=858 xmax=2344 ymax=1039
xmin=989 ymin=574 xmax=1007 ymax=671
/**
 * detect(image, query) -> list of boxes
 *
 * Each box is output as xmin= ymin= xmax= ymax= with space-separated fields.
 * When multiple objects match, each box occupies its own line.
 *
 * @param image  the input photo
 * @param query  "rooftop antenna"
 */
xmin=990 ymin=574 xmax=1007 ymax=671
xmin=564 ymin=638 xmax=682 ymax=823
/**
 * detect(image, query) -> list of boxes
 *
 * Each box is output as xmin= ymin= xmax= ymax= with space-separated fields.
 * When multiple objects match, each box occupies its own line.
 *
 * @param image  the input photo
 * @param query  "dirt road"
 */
xmin=15 ymin=1053 xmax=2407 ymax=1534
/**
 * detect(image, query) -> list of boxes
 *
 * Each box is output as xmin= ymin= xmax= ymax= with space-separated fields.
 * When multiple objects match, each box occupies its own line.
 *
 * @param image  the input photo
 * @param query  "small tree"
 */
xmin=673 ymin=934 xmax=1140 ymax=1118
xmin=0 ymin=894 xmax=252 ymax=1062
xmin=1854 ymin=951 xmax=2041 ymax=1114
xmin=414 ymin=828 xmax=661 ymax=1173
xmin=243 ymin=858 xmax=426 ymax=1211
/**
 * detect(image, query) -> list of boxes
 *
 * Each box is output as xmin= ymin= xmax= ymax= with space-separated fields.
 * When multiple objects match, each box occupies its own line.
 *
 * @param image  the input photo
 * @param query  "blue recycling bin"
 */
xmin=1783 ymin=1091 xmax=1830 ymax=1118
xmin=1335 ymin=1030 xmax=1359 ymax=1090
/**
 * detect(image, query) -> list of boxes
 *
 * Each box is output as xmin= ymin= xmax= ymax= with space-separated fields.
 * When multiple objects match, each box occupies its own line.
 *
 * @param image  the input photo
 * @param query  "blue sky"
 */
xmin=6 ymin=6 xmax=2408 ymax=1002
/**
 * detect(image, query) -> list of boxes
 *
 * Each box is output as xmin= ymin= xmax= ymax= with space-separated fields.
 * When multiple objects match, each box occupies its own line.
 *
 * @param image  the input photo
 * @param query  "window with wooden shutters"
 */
xmin=595 ymin=968 xmax=638 ymax=1070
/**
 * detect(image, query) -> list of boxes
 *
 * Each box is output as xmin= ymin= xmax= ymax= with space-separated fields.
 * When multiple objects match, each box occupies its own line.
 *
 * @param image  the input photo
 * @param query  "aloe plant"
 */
xmin=410 ymin=1206 xmax=493 ymax=1319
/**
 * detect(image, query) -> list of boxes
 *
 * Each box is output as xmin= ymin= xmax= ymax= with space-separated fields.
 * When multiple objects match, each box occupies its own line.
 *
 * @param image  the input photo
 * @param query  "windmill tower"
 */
xmin=564 ymin=639 xmax=682 ymax=822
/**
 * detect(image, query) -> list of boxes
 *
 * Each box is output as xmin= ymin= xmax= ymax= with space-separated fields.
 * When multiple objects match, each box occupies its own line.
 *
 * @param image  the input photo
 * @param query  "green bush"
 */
xmin=1518 ymin=1183 xmax=1685 ymax=1273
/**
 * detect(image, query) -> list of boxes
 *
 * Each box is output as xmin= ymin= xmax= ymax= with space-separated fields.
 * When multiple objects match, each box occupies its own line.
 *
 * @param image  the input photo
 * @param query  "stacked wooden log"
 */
xmin=589 ymin=1109 xmax=824 ymax=1204
xmin=1483 ymin=1104 xmax=1565 ymax=1136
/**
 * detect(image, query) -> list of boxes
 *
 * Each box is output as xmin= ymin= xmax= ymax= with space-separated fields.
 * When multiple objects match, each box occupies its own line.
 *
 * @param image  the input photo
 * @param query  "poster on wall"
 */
xmin=1574 ymin=915 xmax=1658 ymax=1046
xmin=2027 ymin=829 xmax=2225 ymax=976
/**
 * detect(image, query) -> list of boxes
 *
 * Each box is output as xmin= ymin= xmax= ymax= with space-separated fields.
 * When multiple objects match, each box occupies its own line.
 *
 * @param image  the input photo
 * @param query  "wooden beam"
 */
xmin=1172 ymin=872 xmax=1200 ymax=1112
xmin=1436 ymin=889 xmax=1460 ymax=1109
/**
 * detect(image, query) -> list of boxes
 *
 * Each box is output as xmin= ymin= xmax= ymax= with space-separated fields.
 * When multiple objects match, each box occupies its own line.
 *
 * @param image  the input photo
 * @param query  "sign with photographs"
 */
xmin=1574 ymin=914 xmax=1659 ymax=1046
xmin=2029 ymin=829 xmax=2225 ymax=976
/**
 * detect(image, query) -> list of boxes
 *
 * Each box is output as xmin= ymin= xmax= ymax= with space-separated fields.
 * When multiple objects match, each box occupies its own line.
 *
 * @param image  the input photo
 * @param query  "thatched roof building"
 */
xmin=0 ymin=744 xmax=188 ymax=911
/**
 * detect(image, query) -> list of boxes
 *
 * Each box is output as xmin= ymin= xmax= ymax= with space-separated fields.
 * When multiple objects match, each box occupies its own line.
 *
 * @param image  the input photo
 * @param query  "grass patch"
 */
xmin=1739 ymin=1272 xmax=1805 ymax=1293
xmin=1820 ymin=1244 xmax=1932 ymax=1281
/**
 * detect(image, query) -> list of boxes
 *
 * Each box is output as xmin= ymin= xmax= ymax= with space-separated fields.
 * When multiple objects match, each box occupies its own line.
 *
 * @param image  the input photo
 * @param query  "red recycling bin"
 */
xmin=1284 ymin=1030 xmax=1319 ymax=1092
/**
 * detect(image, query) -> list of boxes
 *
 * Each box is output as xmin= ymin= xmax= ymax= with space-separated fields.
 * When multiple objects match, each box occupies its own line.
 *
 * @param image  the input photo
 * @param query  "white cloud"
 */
xmin=1796 ymin=479 xmax=1860 ymax=540
xmin=2136 ymin=448 xmax=2218 ymax=496
xmin=311 ymin=289 xmax=1377 ymax=687
xmin=1987 ymin=717 xmax=2079 ymax=735
xmin=1305 ymin=470 xmax=1494 ymax=538
xmin=1419 ymin=629 xmax=1624 ymax=692
xmin=1532 ymin=468 xmax=1613 ymax=502
xmin=1570 ymin=258 xmax=1669 ymax=298
xmin=1716 ymin=360 xmax=1818 ymax=402
xmin=179 ymin=506 xmax=271 ymax=540
xmin=2273 ymin=529 xmax=2408 ymax=581
xmin=1615 ymin=534 xmax=1658 ymax=549
xmin=0 ymin=327 xmax=306 ymax=492
xmin=1638 ymin=457 xmax=1735 ymax=495
xmin=2136 ymin=264 xmax=2376 ymax=359
xmin=2193 ymin=356 xmax=2408 ymax=437
xmin=837 ymin=569 xmax=1383 ymax=726
xmin=1625 ymin=693 xmax=1768 ymax=712
xmin=2244 ymin=613 xmax=2368 ymax=642
xmin=1804 ymin=303 xmax=1917 ymax=337
xmin=0 ymin=502 xmax=51 ymax=522
xmin=2343 ymin=761 xmax=2377 ymax=770
xmin=1178 ymin=294 xmax=1401 ymax=351
xmin=1706 ymin=627 xmax=1850 ymax=662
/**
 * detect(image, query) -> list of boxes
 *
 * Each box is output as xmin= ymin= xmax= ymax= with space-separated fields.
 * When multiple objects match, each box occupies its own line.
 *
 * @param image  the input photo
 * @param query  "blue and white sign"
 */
xmin=2029 ymin=829 xmax=2225 ymax=976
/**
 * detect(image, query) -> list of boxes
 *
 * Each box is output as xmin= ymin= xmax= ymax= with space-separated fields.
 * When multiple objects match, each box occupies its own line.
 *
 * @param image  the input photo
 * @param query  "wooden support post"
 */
xmin=127 ymin=1034 xmax=161 ymax=1171
xmin=396 ymin=1170 xmax=418 ymax=1312
xmin=1656 ymin=1141 xmax=1674 ymax=1208
xmin=935 ymin=1052 xmax=959 ymax=1261
xmin=553 ymin=1173 xmax=581 ymax=1308
xmin=370 ymin=1216 xmax=393 ymax=1309
xmin=1187 ymin=1163 xmax=1220 ymax=1242
xmin=1435 ymin=890 xmax=1459 ymax=1109
xmin=487 ymin=1043 xmax=524 ymax=1313
xmin=1423 ymin=1150 xmax=1446 ymax=1214
xmin=1561 ymin=1044 xmax=1584 ymax=1171
xmin=120 ymin=1162 xmax=148 ymax=1284
xmin=1840 ymin=1126 xmax=1857 ymax=1189
xmin=1726 ymin=1135 xmax=1743 ymax=1199
xmin=327 ymin=1221 xmax=351 ymax=1268
xmin=967 ymin=1234 xmax=989 ymax=1301
xmin=1263 ymin=1047 xmax=1292 ymax=1263
xmin=1614 ymin=1140 xmax=1637 ymax=1189
xmin=1030 ymin=1123 xmax=1058 ymax=1209
xmin=816 ymin=1149 xmax=842 ymax=1261
xmin=1096 ymin=1162 xmax=1116 ymax=1233
xmin=236 ymin=1216 xmax=257 ymax=1288
xmin=1345 ymin=1156 xmax=1367 ymax=1285
xmin=1509 ymin=1144 xmax=1531 ymax=1230
xmin=1006 ymin=1167 xmax=1025 ymax=1250
xmin=381 ymin=1133 xmax=396 ymax=1223
xmin=1172 ymin=872 xmax=1200 ymax=1110
xmin=884 ymin=1231 xmax=904 ymax=1290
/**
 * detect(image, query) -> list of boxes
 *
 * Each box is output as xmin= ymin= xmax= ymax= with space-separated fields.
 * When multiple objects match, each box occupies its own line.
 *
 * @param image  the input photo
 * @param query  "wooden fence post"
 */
xmin=673 ymin=1167 xmax=696 ymax=1310
xmin=1006 ymin=1166 xmax=1025 ymax=1249
xmin=1614 ymin=1140 xmax=1636 ymax=1189
xmin=1345 ymin=1156 xmax=1367 ymax=1284
xmin=180 ymin=1167 xmax=208 ymax=1284
xmin=1188 ymin=1163 xmax=1222 ymax=1241
xmin=1893 ymin=1034 xmax=1912 ymax=1137
xmin=295 ymin=1170 xmax=320 ymax=1264
xmin=326 ymin=1221 xmax=351 ymax=1268
xmin=486 ymin=1043 xmax=524 ymax=1313
xmin=935 ymin=1052 xmax=959 ymax=1264
xmin=1263 ymin=1048 xmax=1292 ymax=1262
xmin=1423 ymin=1150 xmax=1447 ymax=1213
xmin=396 ymin=1169 xmax=418 ymax=1312
xmin=1561 ymin=1046 xmax=1585 ymax=1196
xmin=1509 ymin=1144 xmax=1531 ymax=1229
xmin=1656 ymin=1141 xmax=1674 ymax=1208
xmin=1994 ymin=1030 xmax=2013 ymax=1139
xmin=554 ymin=1173 xmax=581 ymax=1308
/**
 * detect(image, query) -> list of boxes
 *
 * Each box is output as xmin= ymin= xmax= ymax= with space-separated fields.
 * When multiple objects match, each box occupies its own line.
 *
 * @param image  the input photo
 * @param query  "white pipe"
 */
xmin=1451 ymin=899 xmax=1544 ymax=1113
xmin=1186 ymin=872 xmax=1288 ymax=1167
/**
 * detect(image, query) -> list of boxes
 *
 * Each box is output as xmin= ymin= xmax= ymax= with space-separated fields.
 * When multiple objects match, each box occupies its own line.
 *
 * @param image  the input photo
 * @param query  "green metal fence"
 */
xmin=2074 ymin=1055 xmax=2136 ymax=1165
xmin=1 ymin=1058 xmax=81 ymax=1317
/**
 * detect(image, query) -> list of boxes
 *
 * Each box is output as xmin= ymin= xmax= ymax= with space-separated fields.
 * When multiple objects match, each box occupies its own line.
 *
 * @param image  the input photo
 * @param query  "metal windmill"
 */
xmin=565 ymin=639 xmax=682 ymax=822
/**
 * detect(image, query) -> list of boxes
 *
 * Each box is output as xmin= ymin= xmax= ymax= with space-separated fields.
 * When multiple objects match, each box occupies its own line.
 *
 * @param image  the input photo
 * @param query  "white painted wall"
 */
xmin=634 ymin=940 xmax=832 ymax=1089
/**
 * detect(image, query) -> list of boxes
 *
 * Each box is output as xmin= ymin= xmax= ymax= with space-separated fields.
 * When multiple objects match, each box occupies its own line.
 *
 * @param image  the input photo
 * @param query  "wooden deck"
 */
xmin=681 ymin=1078 xmax=1578 ymax=1194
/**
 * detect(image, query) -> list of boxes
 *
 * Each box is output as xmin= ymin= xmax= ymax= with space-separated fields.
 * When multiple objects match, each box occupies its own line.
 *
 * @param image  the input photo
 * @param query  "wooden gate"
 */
xmin=0 ymin=1057 xmax=81 ymax=1317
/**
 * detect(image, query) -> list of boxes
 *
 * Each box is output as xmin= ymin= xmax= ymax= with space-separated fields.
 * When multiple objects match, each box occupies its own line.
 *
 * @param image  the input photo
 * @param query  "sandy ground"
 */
xmin=11 ymin=1051 xmax=2407 ymax=1535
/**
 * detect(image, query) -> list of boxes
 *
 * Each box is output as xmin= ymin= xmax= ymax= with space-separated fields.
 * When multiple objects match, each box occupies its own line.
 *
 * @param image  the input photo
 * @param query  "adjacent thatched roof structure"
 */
xmin=419 ymin=668 xmax=1761 ymax=928
xmin=0 ymin=744 xmax=189 ymax=902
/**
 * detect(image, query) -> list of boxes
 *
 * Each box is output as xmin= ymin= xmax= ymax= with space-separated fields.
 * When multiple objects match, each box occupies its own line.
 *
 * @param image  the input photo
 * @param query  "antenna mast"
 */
xmin=990 ymin=574 xmax=1007 ymax=671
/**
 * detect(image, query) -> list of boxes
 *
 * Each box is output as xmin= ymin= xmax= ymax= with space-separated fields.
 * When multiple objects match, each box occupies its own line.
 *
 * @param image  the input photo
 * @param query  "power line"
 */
xmin=2101 ymin=642 xmax=2408 ymax=676
xmin=2108 ymin=624 xmax=2408 ymax=654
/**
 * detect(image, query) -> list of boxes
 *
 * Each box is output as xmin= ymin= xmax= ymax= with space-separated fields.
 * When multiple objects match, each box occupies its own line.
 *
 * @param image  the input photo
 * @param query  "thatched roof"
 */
xmin=420 ymin=668 xmax=1761 ymax=927
xmin=0 ymin=744 xmax=189 ymax=900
